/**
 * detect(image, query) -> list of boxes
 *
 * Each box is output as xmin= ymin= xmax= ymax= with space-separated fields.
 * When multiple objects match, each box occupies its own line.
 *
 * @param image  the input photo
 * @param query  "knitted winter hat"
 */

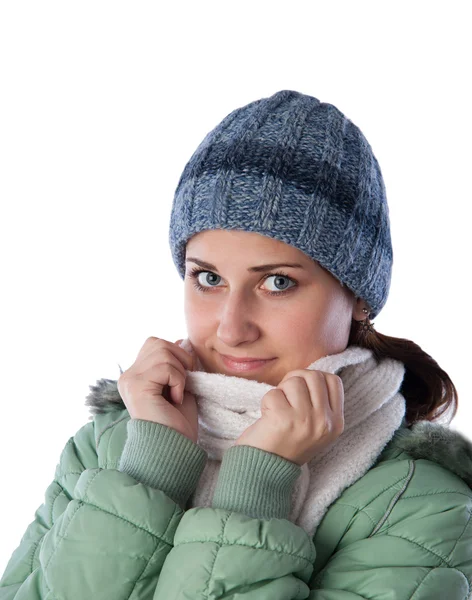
xmin=168 ymin=89 xmax=392 ymax=320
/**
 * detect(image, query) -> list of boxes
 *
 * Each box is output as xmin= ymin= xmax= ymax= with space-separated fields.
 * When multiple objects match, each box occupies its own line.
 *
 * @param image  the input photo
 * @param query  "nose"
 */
xmin=216 ymin=294 xmax=261 ymax=345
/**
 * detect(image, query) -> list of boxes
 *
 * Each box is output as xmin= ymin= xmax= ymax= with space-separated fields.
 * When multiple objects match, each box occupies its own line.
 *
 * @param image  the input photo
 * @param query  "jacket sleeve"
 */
xmin=0 ymin=416 xmax=208 ymax=600
xmin=152 ymin=443 xmax=317 ymax=599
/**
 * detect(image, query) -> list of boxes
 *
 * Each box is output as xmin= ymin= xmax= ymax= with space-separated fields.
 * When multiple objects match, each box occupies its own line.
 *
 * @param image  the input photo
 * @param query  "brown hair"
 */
xmin=348 ymin=316 xmax=458 ymax=427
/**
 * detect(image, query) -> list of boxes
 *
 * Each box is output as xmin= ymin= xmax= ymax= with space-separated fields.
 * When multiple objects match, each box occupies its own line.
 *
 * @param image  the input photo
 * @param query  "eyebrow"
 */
xmin=186 ymin=257 xmax=305 ymax=273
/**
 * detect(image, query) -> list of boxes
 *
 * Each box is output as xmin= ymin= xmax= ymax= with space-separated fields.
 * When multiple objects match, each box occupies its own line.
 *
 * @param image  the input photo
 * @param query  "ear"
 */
xmin=352 ymin=297 xmax=370 ymax=321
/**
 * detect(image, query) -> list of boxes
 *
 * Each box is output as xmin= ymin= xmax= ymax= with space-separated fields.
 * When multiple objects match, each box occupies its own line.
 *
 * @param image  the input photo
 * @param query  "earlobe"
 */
xmin=352 ymin=298 xmax=370 ymax=321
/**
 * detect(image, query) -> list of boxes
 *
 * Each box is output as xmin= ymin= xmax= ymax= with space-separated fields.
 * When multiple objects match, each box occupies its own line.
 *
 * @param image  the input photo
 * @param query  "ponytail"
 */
xmin=348 ymin=317 xmax=458 ymax=427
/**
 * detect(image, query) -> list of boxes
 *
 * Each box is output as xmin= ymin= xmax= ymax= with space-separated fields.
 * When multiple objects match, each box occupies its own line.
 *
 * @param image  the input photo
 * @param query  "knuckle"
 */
xmin=318 ymin=417 xmax=332 ymax=433
xmin=266 ymin=388 xmax=284 ymax=399
xmin=281 ymin=418 xmax=296 ymax=433
xmin=281 ymin=369 xmax=303 ymax=380
xmin=117 ymin=371 xmax=128 ymax=386
xmin=299 ymin=416 xmax=313 ymax=432
xmin=326 ymin=419 xmax=342 ymax=438
xmin=327 ymin=419 xmax=337 ymax=433
xmin=117 ymin=373 xmax=130 ymax=398
xmin=280 ymin=373 xmax=304 ymax=387
xmin=261 ymin=389 xmax=282 ymax=408
xmin=306 ymin=370 xmax=325 ymax=380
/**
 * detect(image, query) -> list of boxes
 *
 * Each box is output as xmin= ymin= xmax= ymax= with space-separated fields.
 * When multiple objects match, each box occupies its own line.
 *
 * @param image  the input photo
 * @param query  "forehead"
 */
xmin=186 ymin=229 xmax=308 ymax=262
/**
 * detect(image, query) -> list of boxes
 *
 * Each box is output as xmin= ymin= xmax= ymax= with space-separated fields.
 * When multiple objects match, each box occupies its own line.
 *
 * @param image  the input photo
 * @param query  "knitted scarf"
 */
xmin=178 ymin=338 xmax=406 ymax=538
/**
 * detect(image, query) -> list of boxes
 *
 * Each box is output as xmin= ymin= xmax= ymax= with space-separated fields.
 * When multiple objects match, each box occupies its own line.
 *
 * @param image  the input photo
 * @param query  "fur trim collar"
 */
xmin=85 ymin=375 xmax=124 ymax=415
xmin=85 ymin=376 xmax=472 ymax=489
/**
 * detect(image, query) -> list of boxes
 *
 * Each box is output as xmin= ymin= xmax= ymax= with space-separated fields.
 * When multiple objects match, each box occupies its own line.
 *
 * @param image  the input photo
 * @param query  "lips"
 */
xmin=220 ymin=354 xmax=274 ymax=363
xmin=219 ymin=354 xmax=275 ymax=373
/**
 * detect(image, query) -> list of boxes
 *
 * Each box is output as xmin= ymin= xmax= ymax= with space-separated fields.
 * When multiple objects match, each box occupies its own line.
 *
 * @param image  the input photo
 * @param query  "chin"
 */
xmin=230 ymin=371 xmax=273 ymax=385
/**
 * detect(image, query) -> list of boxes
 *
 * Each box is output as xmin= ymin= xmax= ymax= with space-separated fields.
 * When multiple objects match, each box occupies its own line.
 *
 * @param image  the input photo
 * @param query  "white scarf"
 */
xmin=178 ymin=338 xmax=406 ymax=538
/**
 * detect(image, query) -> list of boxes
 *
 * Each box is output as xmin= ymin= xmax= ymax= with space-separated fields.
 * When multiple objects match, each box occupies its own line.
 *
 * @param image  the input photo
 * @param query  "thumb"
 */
xmin=175 ymin=339 xmax=197 ymax=370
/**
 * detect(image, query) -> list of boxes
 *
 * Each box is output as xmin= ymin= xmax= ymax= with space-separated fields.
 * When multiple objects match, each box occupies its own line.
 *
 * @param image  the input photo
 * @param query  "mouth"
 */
xmin=219 ymin=353 xmax=276 ymax=372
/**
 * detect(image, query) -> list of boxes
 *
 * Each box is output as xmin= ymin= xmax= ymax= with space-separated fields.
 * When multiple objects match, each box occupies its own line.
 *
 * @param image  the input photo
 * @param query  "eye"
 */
xmin=187 ymin=268 xmax=298 ymax=297
xmin=190 ymin=270 xmax=223 ymax=291
xmin=263 ymin=273 xmax=297 ymax=294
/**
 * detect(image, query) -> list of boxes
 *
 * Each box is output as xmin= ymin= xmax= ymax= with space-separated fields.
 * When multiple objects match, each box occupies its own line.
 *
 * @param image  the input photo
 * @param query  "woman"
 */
xmin=2 ymin=89 xmax=472 ymax=599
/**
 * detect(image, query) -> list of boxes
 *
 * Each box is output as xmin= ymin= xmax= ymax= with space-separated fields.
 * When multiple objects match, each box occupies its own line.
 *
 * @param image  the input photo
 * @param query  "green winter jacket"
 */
xmin=1 ymin=375 xmax=472 ymax=599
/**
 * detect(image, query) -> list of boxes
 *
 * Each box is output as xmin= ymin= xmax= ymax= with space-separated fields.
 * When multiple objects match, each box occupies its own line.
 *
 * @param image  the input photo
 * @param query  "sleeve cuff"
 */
xmin=118 ymin=419 xmax=208 ymax=510
xmin=211 ymin=444 xmax=302 ymax=520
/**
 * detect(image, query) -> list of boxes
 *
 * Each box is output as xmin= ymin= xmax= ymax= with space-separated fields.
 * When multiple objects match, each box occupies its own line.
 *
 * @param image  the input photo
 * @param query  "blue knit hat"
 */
xmin=168 ymin=89 xmax=393 ymax=320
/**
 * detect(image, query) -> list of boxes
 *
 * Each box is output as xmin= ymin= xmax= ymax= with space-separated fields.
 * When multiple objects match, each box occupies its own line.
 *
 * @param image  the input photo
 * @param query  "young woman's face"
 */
xmin=184 ymin=229 xmax=368 ymax=385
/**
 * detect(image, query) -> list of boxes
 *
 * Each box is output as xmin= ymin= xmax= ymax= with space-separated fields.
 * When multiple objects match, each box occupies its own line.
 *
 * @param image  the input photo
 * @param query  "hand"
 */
xmin=234 ymin=369 xmax=345 ymax=466
xmin=117 ymin=337 xmax=199 ymax=443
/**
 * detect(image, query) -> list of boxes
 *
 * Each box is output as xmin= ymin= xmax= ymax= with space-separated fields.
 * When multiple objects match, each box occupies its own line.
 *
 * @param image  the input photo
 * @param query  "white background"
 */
xmin=1 ymin=1 xmax=470 ymax=573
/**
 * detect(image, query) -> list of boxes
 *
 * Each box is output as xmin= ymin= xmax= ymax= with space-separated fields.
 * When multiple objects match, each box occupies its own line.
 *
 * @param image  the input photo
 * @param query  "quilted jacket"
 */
xmin=1 ymin=375 xmax=472 ymax=599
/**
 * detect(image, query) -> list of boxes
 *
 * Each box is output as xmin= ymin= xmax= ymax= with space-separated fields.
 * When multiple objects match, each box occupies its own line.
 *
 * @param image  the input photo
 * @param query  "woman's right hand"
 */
xmin=117 ymin=337 xmax=199 ymax=443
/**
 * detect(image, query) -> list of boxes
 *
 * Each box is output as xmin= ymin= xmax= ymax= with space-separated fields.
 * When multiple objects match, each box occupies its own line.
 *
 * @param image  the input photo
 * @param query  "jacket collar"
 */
xmin=85 ymin=376 xmax=472 ymax=489
xmin=379 ymin=421 xmax=472 ymax=488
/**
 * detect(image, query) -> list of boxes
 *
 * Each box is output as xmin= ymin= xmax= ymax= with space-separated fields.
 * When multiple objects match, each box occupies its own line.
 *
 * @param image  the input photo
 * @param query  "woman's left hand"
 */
xmin=234 ymin=369 xmax=345 ymax=466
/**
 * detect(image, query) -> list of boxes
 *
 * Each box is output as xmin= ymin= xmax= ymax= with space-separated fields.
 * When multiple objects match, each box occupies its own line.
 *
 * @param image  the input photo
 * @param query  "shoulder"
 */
xmin=79 ymin=373 xmax=131 ymax=467
xmin=337 ymin=421 xmax=472 ymax=512
xmin=375 ymin=420 xmax=472 ymax=497
xmin=342 ymin=424 xmax=472 ymax=569
xmin=56 ymin=404 xmax=130 ymax=489
xmin=368 ymin=421 xmax=472 ymax=528
xmin=372 ymin=453 xmax=472 ymax=531
xmin=312 ymin=445 xmax=472 ymax=593
xmin=316 ymin=423 xmax=472 ymax=561
xmin=367 ymin=455 xmax=472 ymax=582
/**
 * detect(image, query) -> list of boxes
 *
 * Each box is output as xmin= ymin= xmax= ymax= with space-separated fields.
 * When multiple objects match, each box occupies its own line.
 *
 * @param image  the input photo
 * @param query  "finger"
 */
xmin=277 ymin=369 xmax=344 ymax=437
xmin=324 ymin=374 xmax=345 ymax=429
xmin=278 ymin=370 xmax=329 ymax=415
xmin=171 ymin=339 xmax=197 ymax=371
xmin=135 ymin=347 xmax=187 ymax=382
xmin=135 ymin=336 xmax=163 ymax=362
xmin=261 ymin=388 xmax=293 ymax=412
xmin=175 ymin=339 xmax=196 ymax=370
xmin=276 ymin=376 xmax=313 ymax=413
xmin=323 ymin=374 xmax=344 ymax=408
xmin=137 ymin=338 xmax=195 ymax=373
xmin=304 ymin=371 xmax=332 ymax=414
xmin=145 ymin=362 xmax=186 ymax=404
xmin=305 ymin=372 xmax=344 ymax=436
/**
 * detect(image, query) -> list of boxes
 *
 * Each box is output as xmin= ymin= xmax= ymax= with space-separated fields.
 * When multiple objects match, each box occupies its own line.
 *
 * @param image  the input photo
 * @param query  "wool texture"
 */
xmin=178 ymin=338 xmax=406 ymax=538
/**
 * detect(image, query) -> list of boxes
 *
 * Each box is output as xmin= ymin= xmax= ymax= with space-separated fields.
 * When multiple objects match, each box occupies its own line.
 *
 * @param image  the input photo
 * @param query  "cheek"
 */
xmin=278 ymin=293 xmax=345 ymax=346
xmin=316 ymin=304 xmax=353 ymax=349
xmin=184 ymin=297 xmax=214 ymax=338
xmin=272 ymin=294 xmax=325 ymax=330
xmin=184 ymin=287 xmax=204 ymax=315
xmin=267 ymin=310 xmax=319 ymax=351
